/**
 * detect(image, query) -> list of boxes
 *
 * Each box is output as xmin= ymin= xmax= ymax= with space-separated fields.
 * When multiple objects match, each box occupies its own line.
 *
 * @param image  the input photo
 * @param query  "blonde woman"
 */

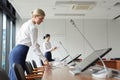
xmin=8 ymin=8 xmax=49 ymax=80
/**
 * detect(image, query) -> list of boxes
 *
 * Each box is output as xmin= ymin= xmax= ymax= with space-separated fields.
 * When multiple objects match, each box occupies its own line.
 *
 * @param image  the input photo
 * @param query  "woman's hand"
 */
xmin=51 ymin=46 xmax=57 ymax=51
xmin=44 ymin=59 xmax=49 ymax=66
xmin=54 ymin=46 xmax=57 ymax=49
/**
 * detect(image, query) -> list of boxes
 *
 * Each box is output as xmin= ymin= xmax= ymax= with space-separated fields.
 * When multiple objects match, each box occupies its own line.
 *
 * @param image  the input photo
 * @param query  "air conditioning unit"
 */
xmin=55 ymin=1 xmax=96 ymax=10
xmin=71 ymin=4 xmax=95 ymax=10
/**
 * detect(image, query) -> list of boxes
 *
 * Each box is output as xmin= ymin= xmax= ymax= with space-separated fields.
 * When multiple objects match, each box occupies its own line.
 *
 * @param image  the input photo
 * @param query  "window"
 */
xmin=0 ymin=11 xmax=3 ymax=68
xmin=2 ymin=14 xmax=6 ymax=69
xmin=0 ymin=0 xmax=16 ymax=72
xmin=10 ymin=21 xmax=13 ymax=51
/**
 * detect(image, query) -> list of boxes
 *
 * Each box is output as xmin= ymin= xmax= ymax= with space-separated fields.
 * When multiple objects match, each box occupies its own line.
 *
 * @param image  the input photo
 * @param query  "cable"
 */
xmin=70 ymin=19 xmax=108 ymax=72
xmin=59 ymin=41 xmax=70 ymax=61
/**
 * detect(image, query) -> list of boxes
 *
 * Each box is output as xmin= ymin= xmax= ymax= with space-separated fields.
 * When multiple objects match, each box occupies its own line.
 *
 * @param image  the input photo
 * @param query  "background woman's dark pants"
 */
xmin=8 ymin=45 xmax=29 ymax=80
xmin=45 ymin=52 xmax=54 ymax=62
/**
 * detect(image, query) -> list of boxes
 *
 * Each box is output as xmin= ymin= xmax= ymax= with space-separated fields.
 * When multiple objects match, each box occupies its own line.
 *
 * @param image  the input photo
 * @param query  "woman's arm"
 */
xmin=30 ymin=27 xmax=47 ymax=63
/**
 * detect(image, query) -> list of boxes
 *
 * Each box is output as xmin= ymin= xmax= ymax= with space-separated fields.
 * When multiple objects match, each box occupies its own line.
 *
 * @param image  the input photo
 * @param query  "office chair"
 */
xmin=0 ymin=68 xmax=9 ymax=80
xmin=32 ymin=60 xmax=44 ymax=68
xmin=25 ymin=61 xmax=34 ymax=74
xmin=13 ymin=63 xmax=42 ymax=80
xmin=32 ymin=60 xmax=38 ymax=68
xmin=25 ymin=61 xmax=44 ymax=75
xmin=31 ymin=60 xmax=44 ymax=71
xmin=40 ymin=59 xmax=44 ymax=66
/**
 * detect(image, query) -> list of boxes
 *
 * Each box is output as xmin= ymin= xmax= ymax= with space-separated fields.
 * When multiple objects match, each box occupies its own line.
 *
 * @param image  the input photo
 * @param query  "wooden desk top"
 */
xmin=42 ymin=66 xmax=118 ymax=80
xmin=97 ymin=60 xmax=120 ymax=70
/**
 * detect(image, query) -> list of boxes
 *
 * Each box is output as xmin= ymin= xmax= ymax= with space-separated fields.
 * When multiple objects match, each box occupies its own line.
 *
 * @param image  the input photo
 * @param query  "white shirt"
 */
xmin=16 ymin=19 xmax=46 ymax=61
xmin=43 ymin=41 xmax=52 ymax=53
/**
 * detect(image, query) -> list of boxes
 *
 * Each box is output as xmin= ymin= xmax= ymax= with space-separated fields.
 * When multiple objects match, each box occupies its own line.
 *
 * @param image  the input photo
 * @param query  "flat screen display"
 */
xmin=65 ymin=54 xmax=81 ymax=64
xmin=60 ymin=55 xmax=70 ymax=61
xmin=76 ymin=48 xmax=112 ymax=72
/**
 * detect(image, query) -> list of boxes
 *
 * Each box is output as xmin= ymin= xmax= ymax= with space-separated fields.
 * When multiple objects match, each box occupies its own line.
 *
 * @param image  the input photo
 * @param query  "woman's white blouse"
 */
xmin=43 ymin=41 xmax=52 ymax=53
xmin=16 ymin=19 xmax=46 ymax=61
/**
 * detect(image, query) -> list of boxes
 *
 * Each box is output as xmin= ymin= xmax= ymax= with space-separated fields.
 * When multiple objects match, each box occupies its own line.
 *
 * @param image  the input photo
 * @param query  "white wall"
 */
xmin=16 ymin=18 xmax=120 ymax=66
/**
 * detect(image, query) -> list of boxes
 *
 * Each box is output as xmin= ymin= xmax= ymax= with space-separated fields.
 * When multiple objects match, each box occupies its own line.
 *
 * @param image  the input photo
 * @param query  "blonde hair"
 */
xmin=32 ymin=8 xmax=45 ymax=16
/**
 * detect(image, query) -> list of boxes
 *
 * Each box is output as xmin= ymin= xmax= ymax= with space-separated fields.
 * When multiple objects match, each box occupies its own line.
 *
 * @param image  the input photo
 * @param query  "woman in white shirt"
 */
xmin=8 ymin=8 xmax=49 ymax=80
xmin=43 ymin=34 xmax=57 ymax=62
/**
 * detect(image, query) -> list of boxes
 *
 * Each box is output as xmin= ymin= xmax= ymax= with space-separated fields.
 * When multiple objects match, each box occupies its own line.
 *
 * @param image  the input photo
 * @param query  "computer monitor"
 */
xmin=60 ymin=55 xmax=70 ymax=61
xmin=65 ymin=53 xmax=82 ymax=64
xmin=76 ymin=48 xmax=112 ymax=72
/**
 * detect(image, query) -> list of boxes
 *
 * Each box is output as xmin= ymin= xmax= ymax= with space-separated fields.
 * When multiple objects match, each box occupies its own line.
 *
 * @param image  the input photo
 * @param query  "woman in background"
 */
xmin=8 ymin=8 xmax=49 ymax=80
xmin=43 ymin=34 xmax=57 ymax=62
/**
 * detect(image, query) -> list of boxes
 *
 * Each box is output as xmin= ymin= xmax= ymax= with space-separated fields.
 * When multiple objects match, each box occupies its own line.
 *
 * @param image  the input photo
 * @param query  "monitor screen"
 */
xmin=76 ymin=48 xmax=112 ymax=72
xmin=60 ymin=55 xmax=70 ymax=61
xmin=65 ymin=54 xmax=81 ymax=64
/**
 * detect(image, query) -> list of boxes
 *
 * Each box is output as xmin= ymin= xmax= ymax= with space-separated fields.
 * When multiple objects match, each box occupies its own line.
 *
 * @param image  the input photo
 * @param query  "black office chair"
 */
xmin=25 ymin=61 xmax=34 ymax=74
xmin=0 ymin=68 xmax=9 ymax=80
xmin=25 ymin=61 xmax=44 ymax=75
xmin=32 ymin=60 xmax=44 ymax=68
xmin=40 ymin=60 xmax=44 ymax=66
xmin=13 ymin=63 xmax=42 ymax=80
xmin=32 ymin=60 xmax=38 ymax=68
xmin=31 ymin=60 xmax=45 ymax=71
xmin=13 ymin=63 xmax=27 ymax=80
xmin=32 ymin=59 xmax=44 ymax=67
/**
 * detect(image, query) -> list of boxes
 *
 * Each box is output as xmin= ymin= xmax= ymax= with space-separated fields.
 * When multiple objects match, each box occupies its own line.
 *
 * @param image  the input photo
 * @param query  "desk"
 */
xmin=42 ymin=66 xmax=118 ymax=80
xmin=97 ymin=60 xmax=120 ymax=70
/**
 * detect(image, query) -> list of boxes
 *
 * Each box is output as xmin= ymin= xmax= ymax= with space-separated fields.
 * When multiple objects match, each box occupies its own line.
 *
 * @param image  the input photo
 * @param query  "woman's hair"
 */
xmin=43 ymin=34 xmax=50 ymax=39
xmin=32 ymin=8 xmax=45 ymax=16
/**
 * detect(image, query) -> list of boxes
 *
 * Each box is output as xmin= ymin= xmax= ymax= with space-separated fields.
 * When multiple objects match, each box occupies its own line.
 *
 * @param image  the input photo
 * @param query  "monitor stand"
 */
xmin=92 ymin=68 xmax=112 ymax=78
xmin=69 ymin=67 xmax=81 ymax=75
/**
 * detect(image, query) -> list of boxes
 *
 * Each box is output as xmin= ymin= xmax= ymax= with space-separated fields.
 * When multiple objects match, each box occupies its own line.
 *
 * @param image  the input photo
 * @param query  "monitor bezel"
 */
xmin=78 ymin=48 xmax=112 ymax=72
xmin=66 ymin=54 xmax=82 ymax=64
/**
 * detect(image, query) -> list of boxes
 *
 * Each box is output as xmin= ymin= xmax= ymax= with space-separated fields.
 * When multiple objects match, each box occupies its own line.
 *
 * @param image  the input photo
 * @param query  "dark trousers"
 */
xmin=8 ymin=44 xmax=29 ymax=80
xmin=45 ymin=52 xmax=54 ymax=62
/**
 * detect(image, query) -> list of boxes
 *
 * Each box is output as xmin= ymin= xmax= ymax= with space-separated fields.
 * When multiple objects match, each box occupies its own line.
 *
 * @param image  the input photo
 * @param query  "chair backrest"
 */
xmin=13 ymin=63 xmax=26 ymax=80
xmin=25 ymin=61 xmax=34 ymax=74
xmin=0 ymin=68 xmax=9 ymax=80
xmin=40 ymin=60 xmax=44 ymax=66
xmin=32 ymin=60 xmax=38 ymax=68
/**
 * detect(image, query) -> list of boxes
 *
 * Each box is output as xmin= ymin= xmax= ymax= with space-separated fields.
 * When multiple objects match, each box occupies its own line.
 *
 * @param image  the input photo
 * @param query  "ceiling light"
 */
xmin=55 ymin=13 xmax=85 ymax=16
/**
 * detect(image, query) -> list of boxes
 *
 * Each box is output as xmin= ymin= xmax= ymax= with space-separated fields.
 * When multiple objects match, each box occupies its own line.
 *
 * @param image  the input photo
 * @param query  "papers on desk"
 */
xmin=114 ymin=75 xmax=120 ymax=79
xmin=92 ymin=68 xmax=112 ymax=78
xmin=49 ymin=61 xmax=64 ymax=68
xmin=51 ymin=61 xmax=60 ymax=67
xmin=69 ymin=70 xmax=81 ymax=75
xmin=112 ymin=70 xmax=120 ymax=79
xmin=69 ymin=67 xmax=81 ymax=75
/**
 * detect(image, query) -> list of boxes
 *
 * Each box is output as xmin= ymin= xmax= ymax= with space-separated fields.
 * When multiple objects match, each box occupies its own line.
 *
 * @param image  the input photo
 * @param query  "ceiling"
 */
xmin=8 ymin=0 xmax=120 ymax=19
